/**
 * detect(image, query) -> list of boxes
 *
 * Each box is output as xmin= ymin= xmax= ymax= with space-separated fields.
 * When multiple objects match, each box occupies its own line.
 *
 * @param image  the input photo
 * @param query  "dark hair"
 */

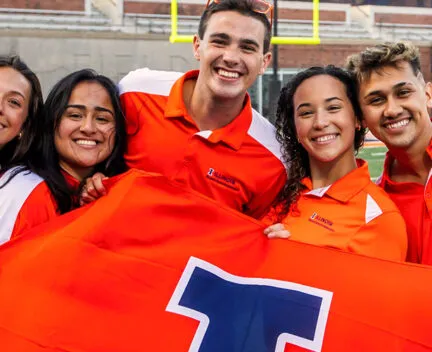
xmin=0 ymin=55 xmax=43 ymax=168
xmin=274 ymin=65 xmax=366 ymax=220
xmin=198 ymin=0 xmax=272 ymax=53
xmin=346 ymin=41 xmax=421 ymax=84
xmin=32 ymin=69 xmax=127 ymax=214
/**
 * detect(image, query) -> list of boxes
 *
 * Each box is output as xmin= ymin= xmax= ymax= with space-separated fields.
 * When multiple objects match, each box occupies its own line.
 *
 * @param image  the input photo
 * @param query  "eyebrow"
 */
xmin=296 ymin=97 xmax=342 ymax=111
xmin=9 ymin=90 xmax=26 ymax=100
xmin=209 ymin=33 xmax=260 ymax=49
xmin=363 ymin=82 xmax=413 ymax=99
xmin=66 ymin=104 xmax=114 ymax=116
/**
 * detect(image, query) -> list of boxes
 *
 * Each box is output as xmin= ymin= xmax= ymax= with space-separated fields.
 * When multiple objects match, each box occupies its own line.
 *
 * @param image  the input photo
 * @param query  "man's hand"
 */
xmin=80 ymin=173 xmax=108 ymax=206
xmin=263 ymin=223 xmax=291 ymax=239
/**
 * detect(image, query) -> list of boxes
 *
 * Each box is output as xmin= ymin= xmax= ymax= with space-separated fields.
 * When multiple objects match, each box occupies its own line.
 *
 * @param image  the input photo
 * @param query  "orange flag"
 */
xmin=0 ymin=169 xmax=431 ymax=352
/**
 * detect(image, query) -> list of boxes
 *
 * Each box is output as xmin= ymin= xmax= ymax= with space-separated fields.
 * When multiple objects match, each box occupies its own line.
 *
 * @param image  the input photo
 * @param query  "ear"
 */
xmin=425 ymin=81 xmax=432 ymax=109
xmin=355 ymin=119 xmax=361 ymax=131
xmin=193 ymin=34 xmax=201 ymax=61
xmin=259 ymin=51 xmax=272 ymax=75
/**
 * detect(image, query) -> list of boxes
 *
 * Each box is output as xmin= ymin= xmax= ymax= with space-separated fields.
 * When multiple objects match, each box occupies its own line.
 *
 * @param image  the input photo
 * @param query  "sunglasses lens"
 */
xmin=253 ymin=1 xmax=271 ymax=13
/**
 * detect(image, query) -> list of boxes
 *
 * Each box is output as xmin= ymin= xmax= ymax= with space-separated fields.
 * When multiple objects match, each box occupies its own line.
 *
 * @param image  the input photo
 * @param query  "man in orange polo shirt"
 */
xmin=347 ymin=42 xmax=432 ymax=264
xmin=83 ymin=0 xmax=286 ymax=219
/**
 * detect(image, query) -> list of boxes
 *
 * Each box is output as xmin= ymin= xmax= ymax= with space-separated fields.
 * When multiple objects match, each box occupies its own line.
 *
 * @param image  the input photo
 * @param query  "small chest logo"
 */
xmin=207 ymin=168 xmax=239 ymax=191
xmin=309 ymin=212 xmax=334 ymax=232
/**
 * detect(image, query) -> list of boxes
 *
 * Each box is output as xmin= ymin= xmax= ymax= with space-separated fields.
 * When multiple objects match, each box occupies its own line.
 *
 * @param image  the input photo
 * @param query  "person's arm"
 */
xmin=347 ymin=211 xmax=408 ymax=262
xmin=10 ymin=183 xmax=58 ymax=239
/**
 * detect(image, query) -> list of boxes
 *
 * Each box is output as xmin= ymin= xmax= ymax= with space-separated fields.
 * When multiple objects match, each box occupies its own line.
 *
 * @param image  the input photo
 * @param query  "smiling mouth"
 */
xmin=217 ymin=69 xmax=240 ymax=79
xmin=383 ymin=118 xmax=410 ymax=130
xmin=75 ymin=139 xmax=97 ymax=146
xmin=312 ymin=134 xmax=338 ymax=143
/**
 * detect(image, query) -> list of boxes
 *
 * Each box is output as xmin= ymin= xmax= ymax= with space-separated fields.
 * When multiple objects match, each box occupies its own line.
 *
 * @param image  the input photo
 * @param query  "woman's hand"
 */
xmin=263 ymin=223 xmax=291 ymax=239
xmin=79 ymin=173 xmax=108 ymax=206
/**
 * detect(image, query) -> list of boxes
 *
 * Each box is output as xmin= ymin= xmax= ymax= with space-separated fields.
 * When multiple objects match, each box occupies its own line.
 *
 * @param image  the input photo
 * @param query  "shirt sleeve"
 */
xmin=11 ymin=183 xmax=58 ymax=239
xmin=347 ymin=210 xmax=408 ymax=262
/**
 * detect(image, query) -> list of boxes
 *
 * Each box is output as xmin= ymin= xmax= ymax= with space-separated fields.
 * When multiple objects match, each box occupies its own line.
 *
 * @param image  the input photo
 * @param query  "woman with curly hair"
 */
xmin=264 ymin=65 xmax=407 ymax=261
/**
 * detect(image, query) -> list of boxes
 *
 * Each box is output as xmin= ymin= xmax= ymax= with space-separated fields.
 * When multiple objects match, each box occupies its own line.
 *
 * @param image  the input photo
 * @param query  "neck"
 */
xmin=184 ymin=78 xmax=246 ymax=131
xmin=388 ymin=131 xmax=432 ymax=184
xmin=59 ymin=162 xmax=92 ymax=182
xmin=309 ymin=153 xmax=357 ymax=189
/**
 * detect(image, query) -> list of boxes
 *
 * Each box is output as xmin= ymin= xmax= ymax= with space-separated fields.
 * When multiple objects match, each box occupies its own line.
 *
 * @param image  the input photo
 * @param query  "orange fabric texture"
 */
xmin=0 ymin=169 xmax=430 ymax=351
xmin=11 ymin=171 xmax=80 ymax=239
xmin=120 ymin=70 xmax=286 ymax=219
xmin=276 ymin=160 xmax=407 ymax=261
xmin=378 ymin=141 xmax=432 ymax=264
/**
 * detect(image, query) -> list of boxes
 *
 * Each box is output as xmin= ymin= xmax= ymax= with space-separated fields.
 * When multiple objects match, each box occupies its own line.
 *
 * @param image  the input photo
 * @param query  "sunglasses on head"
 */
xmin=205 ymin=0 xmax=274 ymax=27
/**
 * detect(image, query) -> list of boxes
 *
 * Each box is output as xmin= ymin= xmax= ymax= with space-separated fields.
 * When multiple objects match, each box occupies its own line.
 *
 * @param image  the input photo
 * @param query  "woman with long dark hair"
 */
xmin=0 ymin=69 xmax=127 ymax=243
xmin=264 ymin=65 xmax=407 ymax=261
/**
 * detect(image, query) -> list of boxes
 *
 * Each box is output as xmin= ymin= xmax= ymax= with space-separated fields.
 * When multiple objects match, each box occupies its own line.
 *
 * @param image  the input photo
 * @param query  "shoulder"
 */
xmin=354 ymin=180 xmax=403 ymax=227
xmin=0 ymin=168 xmax=46 ymax=243
xmin=247 ymin=110 xmax=282 ymax=161
xmin=118 ymin=68 xmax=184 ymax=96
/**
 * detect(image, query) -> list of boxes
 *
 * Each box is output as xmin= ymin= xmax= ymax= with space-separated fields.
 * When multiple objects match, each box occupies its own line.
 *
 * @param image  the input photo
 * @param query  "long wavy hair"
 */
xmin=30 ymin=69 xmax=127 ymax=214
xmin=273 ymin=65 xmax=366 ymax=220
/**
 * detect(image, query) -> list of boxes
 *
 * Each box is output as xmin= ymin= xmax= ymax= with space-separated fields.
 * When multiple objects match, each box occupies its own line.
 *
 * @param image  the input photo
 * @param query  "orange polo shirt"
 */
xmin=377 ymin=140 xmax=432 ymax=265
xmin=118 ymin=69 xmax=286 ymax=219
xmin=279 ymin=160 xmax=407 ymax=261
xmin=11 ymin=172 xmax=80 ymax=239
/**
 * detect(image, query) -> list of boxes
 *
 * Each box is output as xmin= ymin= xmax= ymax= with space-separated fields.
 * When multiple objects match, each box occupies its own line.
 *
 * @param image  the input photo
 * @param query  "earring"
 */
xmin=18 ymin=131 xmax=23 ymax=139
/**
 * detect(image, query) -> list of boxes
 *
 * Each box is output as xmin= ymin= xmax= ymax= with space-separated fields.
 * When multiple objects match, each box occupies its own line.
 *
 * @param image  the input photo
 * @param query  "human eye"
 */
xmin=95 ymin=115 xmax=111 ymax=123
xmin=211 ymin=38 xmax=226 ymax=46
xmin=398 ymin=88 xmax=412 ymax=98
xmin=328 ymin=105 xmax=341 ymax=112
xmin=367 ymin=96 xmax=384 ymax=106
xmin=8 ymin=98 xmax=22 ymax=108
xmin=67 ymin=111 xmax=82 ymax=119
xmin=298 ymin=110 xmax=313 ymax=118
xmin=241 ymin=45 xmax=256 ymax=53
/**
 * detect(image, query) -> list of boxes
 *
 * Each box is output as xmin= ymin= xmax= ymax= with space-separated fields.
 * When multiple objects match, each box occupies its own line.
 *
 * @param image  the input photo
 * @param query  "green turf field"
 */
xmin=358 ymin=146 xmax=387 ymax=180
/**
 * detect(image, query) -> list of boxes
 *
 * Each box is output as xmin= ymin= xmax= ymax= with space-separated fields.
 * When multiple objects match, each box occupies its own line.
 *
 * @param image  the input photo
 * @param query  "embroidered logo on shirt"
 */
xmin=309 ymin=212 xmax=334 ymax=232
xmin=206 ymin=168 xmax=239 ymax=191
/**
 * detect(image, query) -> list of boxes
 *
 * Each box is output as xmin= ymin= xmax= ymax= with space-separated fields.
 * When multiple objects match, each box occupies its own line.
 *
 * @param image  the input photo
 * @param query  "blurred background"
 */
xmin=0 ymin=0 xmax=430 ymax=177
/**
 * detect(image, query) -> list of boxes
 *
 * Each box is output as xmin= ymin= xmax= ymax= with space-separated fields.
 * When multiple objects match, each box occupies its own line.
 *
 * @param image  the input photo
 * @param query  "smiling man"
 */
xmin=347 ymin=42 xmax=432 ymax=264
xmin=115 ymin=0 xmax=286 ymax=219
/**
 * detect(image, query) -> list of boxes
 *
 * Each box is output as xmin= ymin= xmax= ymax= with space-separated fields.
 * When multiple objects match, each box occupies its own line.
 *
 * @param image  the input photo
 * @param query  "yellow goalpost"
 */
xmin=169 ymin=0 xmax=320 ymax=45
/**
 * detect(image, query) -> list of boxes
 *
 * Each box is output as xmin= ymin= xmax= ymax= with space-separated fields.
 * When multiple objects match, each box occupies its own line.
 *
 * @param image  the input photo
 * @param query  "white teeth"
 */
xmin=76 ymin=140 xmax=97 ymax=146
xmin=218 ymin=69 xmax=239 ymax=79
xmin=314 ymin=134 xmax=337 ymax=143
xmin=385 ymin=119 xmax=409 ymax=129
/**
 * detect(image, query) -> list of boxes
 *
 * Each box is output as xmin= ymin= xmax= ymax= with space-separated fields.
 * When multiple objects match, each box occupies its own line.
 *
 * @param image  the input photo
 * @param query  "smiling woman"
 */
xmin=263 ymin=65 xmax=408 ymax=262
xmin=0 ymin=69 xmax=127 ymax=244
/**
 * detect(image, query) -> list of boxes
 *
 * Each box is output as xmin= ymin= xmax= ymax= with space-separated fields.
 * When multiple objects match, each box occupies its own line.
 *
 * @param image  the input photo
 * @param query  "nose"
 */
xmin=313 ymin=110 xmax=330 ymax=130
xmin=222 ymin=45 xmax=240 ymax=66
xmin=383 ymin=96 xmax=403 ymax=118
xmin=80 ymin=115 xmax=96 ymax=134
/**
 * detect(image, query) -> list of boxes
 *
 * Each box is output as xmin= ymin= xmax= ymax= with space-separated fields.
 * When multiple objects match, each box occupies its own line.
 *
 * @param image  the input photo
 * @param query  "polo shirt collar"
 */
xmin=164 ymin=70 xmax=252 ymax=151
xmin=303 ymin=159 xmax=371 ymax=203
xmin=378 ymin=137 xmax=432 ymax=188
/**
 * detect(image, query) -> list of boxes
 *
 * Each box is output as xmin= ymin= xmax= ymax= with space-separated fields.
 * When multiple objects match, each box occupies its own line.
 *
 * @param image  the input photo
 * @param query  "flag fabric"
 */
xmin=0 ymin=169 xmax=431 ymax=352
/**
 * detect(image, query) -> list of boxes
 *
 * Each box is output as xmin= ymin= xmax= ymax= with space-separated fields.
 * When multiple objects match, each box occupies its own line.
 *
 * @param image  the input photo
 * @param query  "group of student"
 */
xmin=0 ymin=0 xmax=431 ymax=266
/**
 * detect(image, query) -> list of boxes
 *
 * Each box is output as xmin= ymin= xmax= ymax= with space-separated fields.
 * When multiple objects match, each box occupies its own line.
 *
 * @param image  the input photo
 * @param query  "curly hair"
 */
xmin=273 ymin=65 xmax=366 ymax=221
xmin=346 ymin=41 xmax=421 ymax=84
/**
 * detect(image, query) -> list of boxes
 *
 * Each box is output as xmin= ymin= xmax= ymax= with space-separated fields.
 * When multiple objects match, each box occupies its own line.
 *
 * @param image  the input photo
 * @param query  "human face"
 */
xmin=193 ymin=10 xmax=271 ymax=102
xmin=54 ymin=81 xmax=116 ymax=181
xmin=359 ymin=62 xmax=432 ymax=151
xmin=294 ymin=75 xmax=359 ymax=167
xmin=0 ymin=67 xmax=31 ymax=150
